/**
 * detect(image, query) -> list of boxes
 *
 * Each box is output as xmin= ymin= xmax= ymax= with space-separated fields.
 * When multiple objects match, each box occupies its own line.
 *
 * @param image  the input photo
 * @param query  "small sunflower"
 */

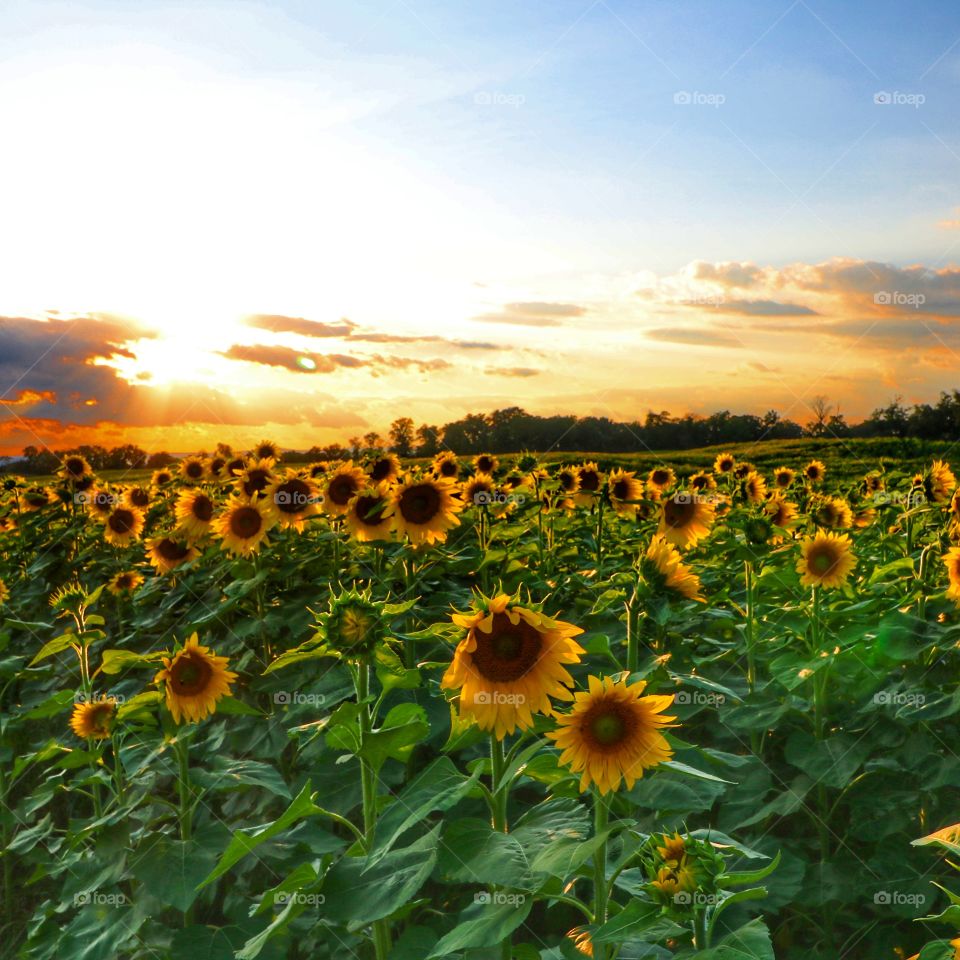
xmin=608 ymin=469 xmax=645 ymax=518
xmin=658 ymin=493 xmax=715 ymax=549
xmin=461 ymin=473 xmax=495 ymax=509
xmin=308 ymin=460 xmax=329 ymax=479
xmin=647 ymin=466 xmax=676 ymax=493
xmin=175 ymin=490 xmax=217 ymax=539
xmin=813 ymin=496 xmax=853 ymax=529
xmin=714 ymin=453 xmax=736 ymax=474
xmin=742 ymin=471 xmax=767 ymax=504
xmin=689 ymin=472 xmax=717 ymax=493
xmin=441 ymin=594 xmax=585 ymax=739
xmin=733 ymin=461 xmax=755 ymax=480
xmin=267 ymin=472 xmax=321 ymax=531
xmin=214 ymin=497 xmax=276 ymax=556
xmin=107 ymin=570 xmax=143 ymax=596
xmin=154 ymin=633 xmax=237 ymax=724
xmin=926 ymin=460 xmax=957 ymax=504
xmin=392 ymin=476 xmax=462 ymax=545
xmin=124 ymin=485 xmax=152 ymax=510
xmin=85 ymin=487 xmax=118 ymax=521
xmin=344 ymin=483 xmax=396 ymax=542
xmin=773 ymin=466 xmax=795 ymax=489
xmin=61 ymin=454 xmax=93 ymax=482
xmin=641 ymin=535 xmax=704 ymax=601
xmin=323 ymin=461 xmax=368 ymax=516
xmin=804 ymin=460 xmax=826 ymax=483
xmin=763 ymin=495 xmax=799 ymax=536
xmin=320 ymin=591 xmax=388 ymax=659
xmin=226 ymin=456 xmax=246 ymax=479
xmin=944 ymin=547 xmax=960 ymax=604
xmin=21 ymin=486 xmax=56 ymax=512
xmin=368 ymin=453 xmax=401 ymax=484
xmin=179 ymin=456 xmax=207 ymax=483
xmin=432 ymin=452 xmax=460 ymax=480
xmin=252 ymin=439 xmax=281 ymax=461
xmin=147 ymin=536 xmax=200 ymax=574
xmin=103 ymin=506 xmax=145 ymax=547
xmin=864 ymin=472 xmax=884 ymax=496
xmin=473 ymin=454 xmax=498 ymax=475
xmin=69 ymin=696 xmax=117 ymax=739
xmin=547 ymin=675 xmax=676 ymax=794
xmin=236 ymin=457 xmax=276 ymax=499
xmin=556 ymin=466 xmax=581 ymax=496
xmin=797 ymin=530 xmax=856 ymax=589
xmin=151 ymin=468 xmax=174 ymax=488
xmin=207 ymin=456 xmax=228 ymax=480
xmin=575 ymin=462 xmax=603 ymax=505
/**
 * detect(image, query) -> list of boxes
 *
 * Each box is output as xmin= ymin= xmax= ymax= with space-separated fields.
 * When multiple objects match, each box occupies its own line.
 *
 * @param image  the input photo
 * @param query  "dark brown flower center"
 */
xmin=129 ymin=488 xmax=150 ymax=507
xmin=242 ymin=469 xmax=271 ymax=497
xmin=581 ymin=699 xmax=635 ymax=751
xmin=210 ymin=458 xmax=226 ymax=476
xmin=190 ymin=495 xmax=214 ymax=521
xmin=26 ymin=493 xmax=48 ymax=507
xmin=275 ymin=478 xmax=312 ymax=514
xmin=229 ymin=506 xmax=263 ymax=539
xmin=651 ymin=469 xmax=670 ymax=486
xmin=370 ymin=459 xmax=393 ymax=482
xmin=663 ymin=499 xmax=695 ymax=528
xmin=65 ymin=457 xmax=86 ymax=476
xmin=329 ymin=474 xmax=360 ymax=506
xmin=559 ymin=471 xmax=577 ymax=491
xmin=115 ymin=574 xmax=133 ymax=590
xmin=439 ymin=459 xmax=458 ymax=477
xmin=399 ymin=483 xmax=441 ymax=524
xmin=156 ymin=538 xmax=190 ymax=561
xmin=476 ymin=456 xmax=494 ymax=473
xmin=692 ymin=475 xmax=708 ymax=490
xmin=227 ymin=458 xmax=245 ymax=476
xmin=108 ymin=509 xmax=136 ymax=534
xmin=579 ymin=470 xmax=600 ymax=492
xmin=354 ymin=495 xmax=388 ymax=526
xmin=613 ymin=479 xmax=630 ymax=499
xmin=808 ymin=546 xmax=838 ymax=576
xmin=470 ymin=612 xmax=543 ymax=682
xmin=170 ymin=652 xmax=212 ymax=695
xmin=155 ymin=472 xmax=171 ymax=485
xmin=89 ymin=703 xmax=114 ymax=732
xmin=185 ymin=461 xmax=204 ymax=479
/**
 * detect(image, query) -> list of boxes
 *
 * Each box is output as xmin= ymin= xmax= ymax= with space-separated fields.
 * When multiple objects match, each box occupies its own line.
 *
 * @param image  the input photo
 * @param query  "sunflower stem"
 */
xmin=592 ymin=790 xmax=610 ymax=960
xmin=625 ymin=587 xmax=640 ymax=674
xmin=488 ymin=735 xmax=512 ymax=960
xmin=174 ymin=729 xmax=195 ymax=927
xmin=595 ymin=497 xmax=605 ymax=578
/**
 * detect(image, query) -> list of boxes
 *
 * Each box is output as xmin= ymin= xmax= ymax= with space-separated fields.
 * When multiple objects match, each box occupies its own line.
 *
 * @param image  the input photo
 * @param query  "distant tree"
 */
xmin=389 ymin=418 xmax=416 ymax=458
xmin=105 ymin=445 xmax=148 ymax=469
xmin=362 ymin=432 xmax=384 ymax=454
xmin=806 ymin=397 xmax=833 ymax=437
xmin=416 ymin=424 xmax=441 ymax=457
xmin=146 ymin=451 xmax=177 ymax=468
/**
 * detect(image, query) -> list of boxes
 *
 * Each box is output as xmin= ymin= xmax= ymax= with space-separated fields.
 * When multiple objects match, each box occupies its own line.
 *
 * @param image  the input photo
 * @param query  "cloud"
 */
xmin=245 ymin=314 xmax=357 ymax=338
xmin=645 ymin=328 xmax=746 ymax=348
xmin=221 ymin=344 xmax=366 ymax=373
xmin=1 ymin=388 xmax=58 ymax=408
xmin=473 ymin=301 xmax=587 ymax=326
xmin=484 ymin=366 xmax=540 ymax=377
xmin=707 ymin=299 xmax=817 ymax=316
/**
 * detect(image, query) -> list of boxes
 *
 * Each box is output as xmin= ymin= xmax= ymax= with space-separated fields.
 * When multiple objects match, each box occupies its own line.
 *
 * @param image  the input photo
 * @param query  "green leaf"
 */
xmin=130 ymin=836 xmax=218 ymax=911
xmin=696 ymin=918 xmax=775 ymax=959
xmin=28 ymin=632 xmax=78 ymax=665
xmin=427 ymin=895 xmax=533 ymax=957
xmin=359 ymin=703 xmax=429 ymax=770
xmin=590 ymin=900 xmax=661 ymax=943
xmin=718 ymin=850 xmax=781 ymax=887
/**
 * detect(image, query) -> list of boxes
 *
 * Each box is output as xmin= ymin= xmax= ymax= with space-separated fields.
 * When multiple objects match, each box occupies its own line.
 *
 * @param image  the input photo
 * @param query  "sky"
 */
xmin=2 ymin=0 xmax=960 ymax=455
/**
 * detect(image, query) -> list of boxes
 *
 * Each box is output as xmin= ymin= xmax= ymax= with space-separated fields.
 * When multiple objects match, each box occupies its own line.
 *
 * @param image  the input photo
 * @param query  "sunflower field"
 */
xmin=4 ymin=444 xmax=960 ymax=960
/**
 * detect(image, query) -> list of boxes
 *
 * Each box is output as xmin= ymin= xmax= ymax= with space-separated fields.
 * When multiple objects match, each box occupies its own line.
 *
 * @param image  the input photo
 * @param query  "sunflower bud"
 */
xmin=320 ymin=591 xmax=387 ymax=660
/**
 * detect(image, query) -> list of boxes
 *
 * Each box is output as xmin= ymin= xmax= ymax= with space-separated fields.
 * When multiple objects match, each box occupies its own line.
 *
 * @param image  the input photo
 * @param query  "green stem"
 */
xmin=592 ymin=790 xmax=610 ymax=960
xmin=625 ymin=590 xmax=640 ymax=674
xmin=489 ymin=735 xmax=511 ymax=960
xmin=175 ymin=730 xmax=195 ymax=926
xmin=596 ymin=499 xmax=605 ymax=577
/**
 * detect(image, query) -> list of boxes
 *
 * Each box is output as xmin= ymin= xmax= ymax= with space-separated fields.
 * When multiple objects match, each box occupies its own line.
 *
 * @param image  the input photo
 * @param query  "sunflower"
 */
xmin=773 ymin=466 xmax=795 ymax=488
xmin=461 ymin=473 xmax=495 ymax=509
xmin=252 ymin=439 xmax=281 ymax=461
xmin=368 ymin=453 xmax=401 ymax=484
xmin=175 ymin=489 xmax=217 ymax=539
xmin=0 ymin=578 xmax=7 ymax=606
xmin=547 ymin=675 xmax=676 ymax=794
xmin=322 ymin=461 xmax=368 ymax=516
xmin=179 ymin=456 xmax=207 ymax=483
xmin=69 ymin=696 xmax=117 ymax=739
xmin=236 ymin=457 xmax=276 ymax=499
xmin=61 ymin=454 xmax=92 ymax=482
xmin=733 ymin=461 xmax=755 ymax=480
xmin=763 ymin=495 xmax=799 ymax=536
xmin=21 ymin=485 xmax=56 ymax=512
xmin=207 ymin=456 xmax=228 ymax=480
xmin=107 ymin=570 xmax=143 ymax=596
xmin=713 ymin=453 xmax=736 ymax=474
xmin=146 ymin=536 xmax=200 ymax=574
xmin=566 ymin=928 xmax=594 ymax=957
xmin=804 ymin=460 xmax=826 ymax=483
xmin=103 ymin=506 xmax=145 ymax=547
xmin=642 ymin=535 xmax=704 ymax=601
xmin=608 ymin=469 xmax=645 ymax=518
xmin=85 ymin=487 xmax=118 ymax=522
xmin=441 ymin=594 xmax=585 ymax=739
xmin=742 ymin=471 xmax=767 ymax=504
xmin=392 ymin=476 xmax=462 ymax=545
xmin=344 ymin=483 xmax=396 ymax=542
xmin=556 ymin=466 xmax=581 ymax=496
xmin=267 ymin=472 xmax=321 ymax=531
xmin=214 ymin=497 xmax=276 ymax=556
xmin=473 ymin=454 xmax=498 ymax=475
xmin=864 ymin=472 xmax=884 ymax=496
xmin=151 ymin=468 xmax=174 ymax=488
xmin=797 ymin=530 xmax=856 ymax=589
xmin=647 ymin=466 xmax=676 ymax=493
xmin=689 ymin=472 xmax=717 ymax=493
xmin=944 ymin=547 xmax=960 ymax=604
xmin=657 ymin=832 xmax=687 ymax=868
xmin=154 ymin=633 xmax=237 ymax=724
xmin=226 ymin=456 xmax=246 ymax=479
xmin=124 ymin=485 xmax=152 ymax=510
xmin=309 ymin=461 xmax=329 ymax=479
xmin=319 ymin=590 xmax=388 ymax=659
xmin=575 ymin=462 xmax=603 ymax=505
xmin=926 ymin=460 xmax=957 ymax=504
xmin=658 ymin=493 xmax=715 ymax=549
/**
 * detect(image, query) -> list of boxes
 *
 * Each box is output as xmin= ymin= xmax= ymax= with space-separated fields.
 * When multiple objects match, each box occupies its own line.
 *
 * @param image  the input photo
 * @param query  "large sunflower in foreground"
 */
xmin=642 ymin=535 xmax=704 ymax=601
xmin=103 ymin=506 xmax=145 ymax=547
xmin=154 ymin=633 xmax=237 ymax=724
xmin=344 ymin=483 xmax=396 ymax=542
xmin=175 ymin=490 xmax=217 ymax=539
xmin=214 ymin=497 xmax=276 ymax=556
xmin=147 ymin=536 xmax=200 ymax=574
xmin=547 ymin=675 xmax=676 ymax=794
xmin=608 ymin=469 xmax=645 ymax=519
xmin=392 ymin=476 xmax=462 ymax=545
xmin=797 ymin=530 xmax=856 ymax=589
xmin=441 ymin=594 xmax=585 ymax=739
xmin=944 ymin=547 xmax=960 ymax=604
xmin=69 ymin=696 xmax=117 ymax=739
xmin=658 ymin=493 xmax=715 ymax=549
xmin=322 ymin=461 xmax=368 ymax=517
xmin=267 ymin=472 xmax=321 ymax=531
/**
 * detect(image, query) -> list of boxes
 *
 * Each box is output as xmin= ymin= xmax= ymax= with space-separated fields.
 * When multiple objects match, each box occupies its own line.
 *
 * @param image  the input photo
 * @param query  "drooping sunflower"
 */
xmin=864 ymin=472 xmax=884 ymax=496
xmin=763 ymin=495 xmax=799 ymax=536
xmin=797 ymin=530 xmax=856 ymax=589
xmin=252 ymin=439 xmax=281 ymax=461
xmin=179 ymin=456 xmax=207 ymax=483
xmin=107 ymin=570 xmax=144 ymax=596
xmin=392 ymin=476 xmax=462 ymax=545
xmin=926 ymin=460 xmax=957 ymax=504
xmin=566 ymin=928 xmax=594 ymax=957
xmin=608 ymin=469 xmax=645 ymax=519
xmin=647 ymin=466 xmax=676 ymax=493
xmin=69 ymin=696 xmax=117 ymax=739
xmin=641 ymin=535 xmax=704 ymax=601
xmin=267 ymin=472 xmax=321 ymax=531
xmin=473 ymin=454 xmax=498 ymax=475
xmin=236 ymin=457 xmax=276 ymax=499
xmin=658 ymin=493 xmax=715 ymax=549
xmin=368 ymin=453 xmax=401 ymax=485
xmin=146 ymin=536 xmax=200 ymax=574
xmin=547 ymin=675 xmax=676 ymax=794
xmin=804 ymin=460 xmax=826 ymax=483
xmin=575 ymin=462 xmax=603 ymax=506
xmin=214 ymin=497 xmax=276 ymax=556
xmin=344 ymin=483 xmax=396 ymax=542
xmin=124 ymin=485 xmax=152 ymax=510
xmin=151 ymin=468 xmax=174 ymax=488
xmin=742 ymin=471 xmax=767 ymax=504
xmin=322 ymin=461 xmax=368 ymax=517
xmin=813 ymin=496 xmax=853 ymax=529
xmin=713 ymin=453 xmax=736 ymax=474
xmin=154 ymin=633 xmax=237 ymax=724
xmin=944 ymin=547 xmax=960 ymax=604
xmin=175 ymin=489 xmax=217 ymax=539
xmin=773 ymin=466 xmax=796 ymax=489
xmin=441 ymin=594 xmax=585 ymax=739
xmin=207 ymin=456 xmax=228 ymax=481
xmin=103 ymin=506 xmax=145 ymax=548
